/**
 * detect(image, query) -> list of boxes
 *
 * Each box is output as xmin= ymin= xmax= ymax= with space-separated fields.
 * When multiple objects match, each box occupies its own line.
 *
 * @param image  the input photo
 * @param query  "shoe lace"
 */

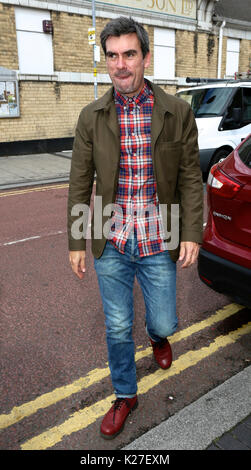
xmin=112 ymin=398 xmax=128 ymax=423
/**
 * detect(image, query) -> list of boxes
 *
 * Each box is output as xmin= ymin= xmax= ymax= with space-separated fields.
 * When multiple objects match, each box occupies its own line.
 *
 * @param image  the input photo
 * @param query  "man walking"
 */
xmin=68 ymin=16 xmax=203 ymax=439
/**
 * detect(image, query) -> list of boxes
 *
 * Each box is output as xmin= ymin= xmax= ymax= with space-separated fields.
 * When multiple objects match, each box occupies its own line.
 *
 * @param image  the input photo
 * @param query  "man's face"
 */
xmin=105 ymin=33 xmax=151 ymax=97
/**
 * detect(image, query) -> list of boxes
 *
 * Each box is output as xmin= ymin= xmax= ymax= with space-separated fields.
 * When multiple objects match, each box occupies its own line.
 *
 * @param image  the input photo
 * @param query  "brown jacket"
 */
xmin=67 ymin=80 xmax=203 ymax=262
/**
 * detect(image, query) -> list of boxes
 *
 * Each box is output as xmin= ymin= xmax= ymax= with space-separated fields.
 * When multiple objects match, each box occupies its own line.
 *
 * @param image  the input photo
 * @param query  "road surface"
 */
xmin=0 ymin=183 xmax=250 ymax=451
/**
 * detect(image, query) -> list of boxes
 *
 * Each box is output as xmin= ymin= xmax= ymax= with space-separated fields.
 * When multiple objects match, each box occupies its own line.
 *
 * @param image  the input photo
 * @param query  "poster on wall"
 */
xmin=0 ymin=79 xmax=19 ymax=118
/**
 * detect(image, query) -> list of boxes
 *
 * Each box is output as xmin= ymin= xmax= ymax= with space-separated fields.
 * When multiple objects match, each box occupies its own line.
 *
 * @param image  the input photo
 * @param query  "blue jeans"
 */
xmin=94 ymin=238 xmax=177 ymax=398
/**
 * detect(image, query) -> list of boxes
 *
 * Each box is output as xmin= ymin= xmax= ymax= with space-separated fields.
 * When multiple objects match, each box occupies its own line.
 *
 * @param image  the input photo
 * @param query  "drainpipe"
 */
xmin=217 ymin=20 xmax=226 ymax=78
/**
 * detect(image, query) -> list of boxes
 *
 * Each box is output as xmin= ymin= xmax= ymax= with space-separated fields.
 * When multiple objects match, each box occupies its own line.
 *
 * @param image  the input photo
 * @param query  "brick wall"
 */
xmin=52 ymin=12 xmax=101 ymax=73
xmin=239 ymin=39 xmax=251 ymax=75
xmin=176 ymin=30 xmax=218 ymax=79
xmin=0 ymin=4 xmax=18 ymax=69
xmin=0 ymin=81 xmax=111 ymax=142
xmin=0 ymin=4 xmax=250 ymax=145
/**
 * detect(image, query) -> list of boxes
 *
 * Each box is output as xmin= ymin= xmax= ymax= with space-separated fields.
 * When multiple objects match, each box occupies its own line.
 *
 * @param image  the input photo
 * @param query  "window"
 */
xmin=177 ymin=87 xmax=233 ymax=117
xmin=154 ymin=28 xmax=175 ymax=80
xmin=238 ymin=135 xmax=251 ymax=168
xmin=15 ymin=7 xmax=54 ymax=75
xmin=226 ymin=38 xmax=240 ymax=78
xmin=222 ymin=87 xmax=251 ymax=130
xmin=243 ymin=88 xmax=251 ymax=124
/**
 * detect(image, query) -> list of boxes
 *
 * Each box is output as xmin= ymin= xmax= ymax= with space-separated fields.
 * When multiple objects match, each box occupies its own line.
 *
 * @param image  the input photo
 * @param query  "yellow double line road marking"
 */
xmin=0 ymin=303 xmax=250 ymax=449
xmin=0 ymin=303 xmax=246 ymax=433
xmin=0 ymin=183 xmax=69 ymax=198
xmin=21 ymin=320 xmax=251 ymax=450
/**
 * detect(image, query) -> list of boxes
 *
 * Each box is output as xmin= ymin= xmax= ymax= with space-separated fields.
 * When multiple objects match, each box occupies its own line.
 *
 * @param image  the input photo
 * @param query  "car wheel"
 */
xmin=230 ymin=295 xmax=251 ymax=309
xmin=210 ymin=148 xmax=232 ymax=168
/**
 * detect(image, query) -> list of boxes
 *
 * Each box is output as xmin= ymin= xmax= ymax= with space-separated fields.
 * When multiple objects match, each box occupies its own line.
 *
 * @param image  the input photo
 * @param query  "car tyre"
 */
xmin=210 ymin=148 xmax=232 ymax=169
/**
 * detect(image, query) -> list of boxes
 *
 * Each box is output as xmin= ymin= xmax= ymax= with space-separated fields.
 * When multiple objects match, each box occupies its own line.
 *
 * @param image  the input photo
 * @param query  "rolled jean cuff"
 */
xmin=116 ymin=394 xmax=137 ymax=399
xmin=145 ymin=323 xmax=163 ymax=343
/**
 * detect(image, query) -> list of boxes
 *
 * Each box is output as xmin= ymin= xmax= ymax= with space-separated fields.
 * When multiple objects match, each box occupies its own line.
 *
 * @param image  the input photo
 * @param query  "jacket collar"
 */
xmin=92 ymin=79 xmax=175 ymax=116
xmin=148 ymin=80 xmax=175 ymax=116
xmin=92 ymin=79 xmax=175 ymax=145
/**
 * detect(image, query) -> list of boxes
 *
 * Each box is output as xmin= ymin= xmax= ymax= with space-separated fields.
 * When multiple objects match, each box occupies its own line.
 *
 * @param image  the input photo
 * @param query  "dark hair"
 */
xmin=100 ymin=16 xmax=150 ymax=58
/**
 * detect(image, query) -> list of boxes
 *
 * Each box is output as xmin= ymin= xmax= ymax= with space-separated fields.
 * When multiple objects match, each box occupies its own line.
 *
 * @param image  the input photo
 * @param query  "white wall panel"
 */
xmin=154 ymin=28 xmax=175 ymax=79
xmin=15 ymin=7 xmax=53 ymax=74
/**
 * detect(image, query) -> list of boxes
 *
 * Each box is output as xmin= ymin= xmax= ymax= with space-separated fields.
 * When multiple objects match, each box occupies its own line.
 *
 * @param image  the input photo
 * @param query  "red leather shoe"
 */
xmin=100 ymin=396 xmax=138 ymax=439
xmin=150 ymin=337 xmax=172 ymax=369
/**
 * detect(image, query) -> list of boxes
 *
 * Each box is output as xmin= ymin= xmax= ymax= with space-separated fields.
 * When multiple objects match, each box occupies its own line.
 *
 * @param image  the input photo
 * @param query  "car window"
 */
xmin=243 ymin=88 xmax=251 ymax=124
xmin=238 ymin=135 xmax=251 ymax=168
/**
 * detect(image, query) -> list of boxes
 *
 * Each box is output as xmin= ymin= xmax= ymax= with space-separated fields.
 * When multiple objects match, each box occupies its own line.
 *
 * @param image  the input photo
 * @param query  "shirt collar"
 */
xmin=114 ymin=80 xmax=153 ymax=108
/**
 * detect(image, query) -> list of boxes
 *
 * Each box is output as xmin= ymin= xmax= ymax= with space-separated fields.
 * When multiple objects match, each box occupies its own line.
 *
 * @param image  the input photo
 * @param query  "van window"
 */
xmin=222 ymin=88 xmax=251 ymax=130
xmin=222 ymin=88 xmax=242 ymax=130
xmin=243 ymin=88 xmax=251 ymax=125
xmin=177 ymin=87 xmax=233 ymax=117
xmin=238 ymin=135 xmax=251 ymax=168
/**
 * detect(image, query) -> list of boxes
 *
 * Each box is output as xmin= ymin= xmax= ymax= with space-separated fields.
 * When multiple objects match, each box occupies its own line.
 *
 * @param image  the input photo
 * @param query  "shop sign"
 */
xmin=96 ymin=0 xmax=196 ymax=19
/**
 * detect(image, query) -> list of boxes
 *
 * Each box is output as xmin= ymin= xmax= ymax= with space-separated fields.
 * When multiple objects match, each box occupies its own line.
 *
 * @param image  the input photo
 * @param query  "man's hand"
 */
xmin=178 ymin=241 xmax=199 ymax=268
xmin=69 ymin=250 xmax=86 ymax=279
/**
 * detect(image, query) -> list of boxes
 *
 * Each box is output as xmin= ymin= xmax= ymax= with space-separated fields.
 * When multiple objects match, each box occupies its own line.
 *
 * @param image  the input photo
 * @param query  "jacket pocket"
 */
xmin=155 ymin=141 xmax=182 ymax=184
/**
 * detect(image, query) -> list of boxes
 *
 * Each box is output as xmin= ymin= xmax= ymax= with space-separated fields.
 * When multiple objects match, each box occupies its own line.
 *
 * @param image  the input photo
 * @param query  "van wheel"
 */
xmin=210 ymin=148 xmax=232 ymax=168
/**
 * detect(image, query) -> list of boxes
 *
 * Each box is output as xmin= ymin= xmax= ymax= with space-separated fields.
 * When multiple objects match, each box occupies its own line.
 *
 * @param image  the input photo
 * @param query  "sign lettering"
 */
xmin=96 ymin=0 xmax=196 ymax=19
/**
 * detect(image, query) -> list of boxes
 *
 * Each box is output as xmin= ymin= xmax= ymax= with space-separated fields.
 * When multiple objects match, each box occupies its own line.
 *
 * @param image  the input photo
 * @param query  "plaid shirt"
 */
xmin=108 ymin=81 xmax=167 ymax=257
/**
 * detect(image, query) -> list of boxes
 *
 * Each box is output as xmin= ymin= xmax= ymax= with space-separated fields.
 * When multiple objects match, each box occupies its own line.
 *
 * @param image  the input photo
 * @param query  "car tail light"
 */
xmin=207 ymin=165 xmax=243 ymax=199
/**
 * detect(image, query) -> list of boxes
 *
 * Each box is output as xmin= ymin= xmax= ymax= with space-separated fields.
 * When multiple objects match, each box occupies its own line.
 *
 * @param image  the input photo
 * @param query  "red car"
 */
xmin=198 ymin=133 xmax=251 ymax=307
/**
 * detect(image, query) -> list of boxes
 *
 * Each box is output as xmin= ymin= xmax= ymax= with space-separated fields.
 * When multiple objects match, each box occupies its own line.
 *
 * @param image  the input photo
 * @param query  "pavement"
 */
xmin=0 ymin=151 xmax=71 ymax=190
xmin=0 ymin=151 xmax=251 ymax=451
